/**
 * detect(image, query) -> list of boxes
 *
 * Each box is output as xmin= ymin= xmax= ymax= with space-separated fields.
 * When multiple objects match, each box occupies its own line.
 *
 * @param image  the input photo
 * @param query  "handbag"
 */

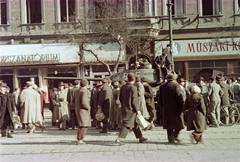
xmin=136 ymin=114 xmax=151 ymax=130
xmin=95 ymin=108 xmax=105 ymax=121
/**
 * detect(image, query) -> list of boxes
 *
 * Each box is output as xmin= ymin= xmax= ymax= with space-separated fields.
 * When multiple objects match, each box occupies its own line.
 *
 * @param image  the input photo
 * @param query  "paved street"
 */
xmin=1 ymin=109 xmax=240 ymax=162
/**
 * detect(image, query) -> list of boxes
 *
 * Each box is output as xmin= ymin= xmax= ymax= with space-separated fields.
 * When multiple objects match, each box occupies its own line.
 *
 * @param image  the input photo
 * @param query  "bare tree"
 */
xmin=57 ymin=0 xmax=157 ymax=76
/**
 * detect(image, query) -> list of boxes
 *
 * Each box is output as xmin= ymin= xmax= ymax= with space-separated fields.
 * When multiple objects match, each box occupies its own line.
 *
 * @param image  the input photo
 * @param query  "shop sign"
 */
xmin=0 ymin=43 xmax=79 ymax=66
xmin=0 ymin=54 xmax=60 ymax=66
xmin=155 ymin=38 xmax=240 ymax=57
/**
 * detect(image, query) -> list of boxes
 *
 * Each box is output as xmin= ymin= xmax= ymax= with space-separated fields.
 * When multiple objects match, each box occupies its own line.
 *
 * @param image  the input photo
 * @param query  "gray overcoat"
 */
xmin=119 ymin=82 xmax=139 ymax=128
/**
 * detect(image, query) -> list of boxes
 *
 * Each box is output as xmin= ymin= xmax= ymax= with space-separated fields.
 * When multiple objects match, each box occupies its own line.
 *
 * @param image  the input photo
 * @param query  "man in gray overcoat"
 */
xmin=159 ymin=72 xmax=185 ymax=143
xmin=97 ymin=78 xmax=112 ymax=133
xmin=114 ymin=73 xmax=147 ymax=145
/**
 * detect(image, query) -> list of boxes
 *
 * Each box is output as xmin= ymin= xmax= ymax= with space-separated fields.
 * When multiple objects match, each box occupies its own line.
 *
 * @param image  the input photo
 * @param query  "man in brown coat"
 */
xmin=114 ymin=73 xmax=147 ymax=145
xmin=159 ymin=72 xmax=185 ymax=143
xmin=74 ymin=79 xmax=91 ymax=145
xmin=97 ymin=78 xmax=112 ymax=133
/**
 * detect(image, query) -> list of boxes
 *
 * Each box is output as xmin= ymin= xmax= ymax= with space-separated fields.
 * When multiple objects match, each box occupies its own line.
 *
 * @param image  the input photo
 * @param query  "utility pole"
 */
xmin=167 ymin=0 xmax=174 ymax=72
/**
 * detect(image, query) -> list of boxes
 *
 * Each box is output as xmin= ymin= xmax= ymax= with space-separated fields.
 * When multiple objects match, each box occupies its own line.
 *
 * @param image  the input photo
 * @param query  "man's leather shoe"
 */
xmin=115 ymin=139 xmax=125 ymax=146
xmin=99 ymin=130 xmax=107 ymax=133
xmin=139 ymin=137 xmax=147 ymax=143
xmin=7 ymin=133 xmax=13 ymax=138
xmin=209 ymin=124 xmax=219 ymax=127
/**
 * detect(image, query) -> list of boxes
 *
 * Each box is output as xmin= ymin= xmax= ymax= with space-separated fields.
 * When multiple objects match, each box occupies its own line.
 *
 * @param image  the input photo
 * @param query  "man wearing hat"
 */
xmin=207 ymin=77 xmax=223 ymax=127
xmin=97 ymin=78 xmax=113 ymax=133
xmin=74 ymin=79 xmax=91 ymax=145
xmin=0 ymin=85 xmax=15 ymax=138
xmin=67 ymin=80 xmax=80 ymax=129
xmin=216 ymin=76 xmax=233 ymax=125
xmin=154 ymin=50 xmax=171 ymax=82
xmin=158 ymin=72 xmax=185 ymax=143
xmin=20 ymin=81 xmax=43 ymax=133
xmin=52 ymin=82 xmax=69 ymax=130
xmin=115 ymin=73 xmax=147 ymax=145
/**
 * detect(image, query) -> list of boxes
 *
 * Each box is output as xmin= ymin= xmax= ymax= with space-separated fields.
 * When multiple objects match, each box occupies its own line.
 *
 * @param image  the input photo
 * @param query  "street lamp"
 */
xmin=167 ymin=0 xmax=174 ymax=72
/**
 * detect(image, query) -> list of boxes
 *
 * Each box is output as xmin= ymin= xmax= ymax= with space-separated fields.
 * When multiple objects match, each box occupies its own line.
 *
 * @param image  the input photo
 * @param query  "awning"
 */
xmin=44 ymin=77 xmax=102 ymax=81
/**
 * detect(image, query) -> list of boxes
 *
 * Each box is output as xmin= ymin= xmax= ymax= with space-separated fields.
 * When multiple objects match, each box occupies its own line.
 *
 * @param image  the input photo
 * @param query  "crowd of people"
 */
xmin=0 ymin=72 xmax=240 ymax=145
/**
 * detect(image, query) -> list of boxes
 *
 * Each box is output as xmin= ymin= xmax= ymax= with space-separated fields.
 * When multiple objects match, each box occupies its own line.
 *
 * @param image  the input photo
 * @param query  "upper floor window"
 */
xmin=163 ymin=0 xmax=186 ymax=17
xmin=201 ymin=0 xmax=222 ymax=16
xmin=172 ymin=0 xmax=186 ymax=17
xmin=235 ymin=0 xmax=240 ymax=13
xmin=132 ymin=0 xmax=144 ymax=16
xmin=60 ymin=0 xmax=75 ymax=22
xmin=26 ymin=0 xmax=42 ymax=23
xmin=94 ymin=0 xmax=125 ymax=18
xmin=0 ymin=0 xmax=7 ymax=24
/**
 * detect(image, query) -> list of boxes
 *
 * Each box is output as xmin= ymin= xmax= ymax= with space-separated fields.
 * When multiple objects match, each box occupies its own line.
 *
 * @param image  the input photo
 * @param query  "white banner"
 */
xmin=155 ymin=38 xmax=240 ymax=57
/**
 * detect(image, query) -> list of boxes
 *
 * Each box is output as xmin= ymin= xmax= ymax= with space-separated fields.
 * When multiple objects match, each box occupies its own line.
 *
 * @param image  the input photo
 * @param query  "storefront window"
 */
xmin=19 ymin=68 xmax=38 ymax=75
xmin=215 ymin=60 xmax=227 ymax=67
xmin=202 ymin=61 xmax=214 ymax=68
xmin=188 ymin=61 xmax=200 ymax=68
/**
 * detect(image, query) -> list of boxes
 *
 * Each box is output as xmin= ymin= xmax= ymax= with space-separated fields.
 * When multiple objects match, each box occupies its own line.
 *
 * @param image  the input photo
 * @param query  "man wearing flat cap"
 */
xmin=67 ymin=80 xmax=80 ymax=129
xmin=216 ymin=76 xmax=233 ymax=125
xmin=158 ymin=72 xmax=185 ymax=143
xmin=97 ymin=78 xmax=113 ymax=133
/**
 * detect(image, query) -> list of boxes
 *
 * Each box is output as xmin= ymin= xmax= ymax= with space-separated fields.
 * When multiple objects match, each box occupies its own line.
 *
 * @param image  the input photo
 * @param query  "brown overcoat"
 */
xmin=74 ymin=87 xmax=91 ymax=127
xmin=184 ymin=94 xmax=207 ymax=132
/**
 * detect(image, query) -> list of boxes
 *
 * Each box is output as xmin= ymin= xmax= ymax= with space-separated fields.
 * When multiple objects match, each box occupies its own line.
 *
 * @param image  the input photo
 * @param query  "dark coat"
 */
xmin=119 ymin=82 xmax=139 ymax=128
xmin=184 ymin=94 xmax=207 ymax=132
xmin=0 ymin=93 xmax=14 ymax=128
xmin=74 ymin=87 xmax=91 ymax=127
xmin=143 ymin=83 xmax=155 ymax=109
xmin=67 ymin=86 xmax=80 ymax=111
xmin=159 ymin=81 xmax=185 ymax=130
xmin=98 ymin=83 xmax=112 ymax=119
xmin=219 ymin=82 xmax=234 ymax=106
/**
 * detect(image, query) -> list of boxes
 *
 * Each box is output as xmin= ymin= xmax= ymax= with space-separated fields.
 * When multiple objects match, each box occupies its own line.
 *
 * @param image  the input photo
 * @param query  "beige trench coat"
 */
xmin=20 ymin=87 xmax=42 ymax=124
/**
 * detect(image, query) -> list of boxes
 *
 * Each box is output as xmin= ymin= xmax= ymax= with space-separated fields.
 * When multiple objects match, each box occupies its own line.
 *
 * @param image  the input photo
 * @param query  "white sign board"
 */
xmin=155 ymin=38 xmax=240 ymax=57
xmin=0 ymin=43 xmax=79 ymax=66
xmin=83 ymin=42 xmax=126 ymax=62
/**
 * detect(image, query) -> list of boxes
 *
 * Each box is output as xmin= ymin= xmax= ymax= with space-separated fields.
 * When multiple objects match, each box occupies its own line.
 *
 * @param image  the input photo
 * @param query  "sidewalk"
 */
xmin=0 ymin=109 xmax=240 ymax=162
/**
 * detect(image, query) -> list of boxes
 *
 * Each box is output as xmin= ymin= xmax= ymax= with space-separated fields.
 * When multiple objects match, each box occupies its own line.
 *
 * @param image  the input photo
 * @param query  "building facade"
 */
xmin=1 ymin=0 xmax=240 ymax=95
